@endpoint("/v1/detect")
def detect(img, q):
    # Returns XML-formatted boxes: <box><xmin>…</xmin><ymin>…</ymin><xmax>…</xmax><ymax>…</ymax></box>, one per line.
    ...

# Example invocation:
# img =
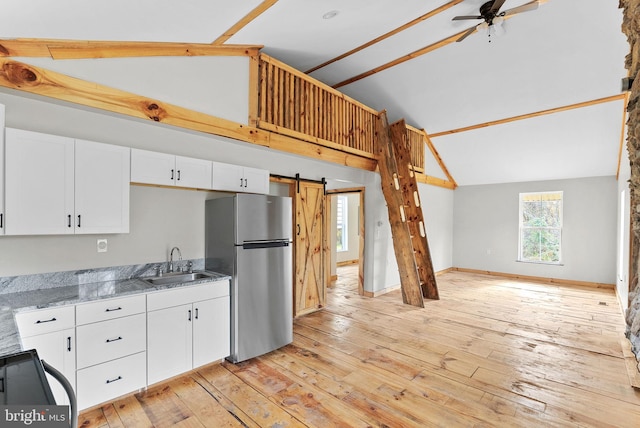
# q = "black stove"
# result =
<box><xmin>0</xmin><ymin>349</ymin><xmax>56</xmax><ymax>405</ymax></box>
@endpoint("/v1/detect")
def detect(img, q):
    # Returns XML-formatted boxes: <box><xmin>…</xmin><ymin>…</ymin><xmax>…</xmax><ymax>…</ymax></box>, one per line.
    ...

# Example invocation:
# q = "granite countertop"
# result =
<box><xmin>0</xmin><ymin>271</ymin><xmax>230</xmax><ymax>357</ymax></box>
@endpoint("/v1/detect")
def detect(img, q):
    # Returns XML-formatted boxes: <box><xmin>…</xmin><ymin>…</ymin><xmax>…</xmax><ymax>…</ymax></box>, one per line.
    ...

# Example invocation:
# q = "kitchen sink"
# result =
<box><xmin>142</xmin><ymin>271</ymin><xmax>216</xmax><ymax>286</ymax></box>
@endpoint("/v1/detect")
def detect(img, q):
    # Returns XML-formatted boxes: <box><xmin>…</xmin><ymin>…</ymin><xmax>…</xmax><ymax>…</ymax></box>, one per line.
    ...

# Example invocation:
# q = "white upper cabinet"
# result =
<box><xmin>131</xmin><ymin>149</ymin><xmax>212</xmax><ymax>189</ymax></box>
<box><xmin>75</xmin><ymin>139</ymin><xmax>130</xmax><ymax>234</ymax></box>
<box><xmin>4</xmin><ymin>128</ymin><xmax>130</xmax><ymax>235</ymax></box>
<box><xmin>175</xmin><ymin>155</ymin><xmax>212</xmax><ymax>189</ymax></box>
<box><xmin>212</xmin><ymin>161</ymin><xmax>269</xmax><ymax>194</ymax></box>
<box><xmin>5</xmin><ymin>128</ymin><xmax>75</xmax><ymax>235</ymax></box>
<box><xmin>211</xmin><ymin>161</ymin><xmax>244</xmax><ymax>192</ymax></box>
<box><xmin>242</xmin><ymin>166</ymin><xmax>270</xmax><ymax>194</ymax></box>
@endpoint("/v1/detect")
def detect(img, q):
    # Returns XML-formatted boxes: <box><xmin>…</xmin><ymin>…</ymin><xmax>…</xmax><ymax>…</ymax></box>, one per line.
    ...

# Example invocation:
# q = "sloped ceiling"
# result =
<box><xmin>0</xmin><ymin>0</ymin><xmax>629</xmax><ymax>186</ymax></box>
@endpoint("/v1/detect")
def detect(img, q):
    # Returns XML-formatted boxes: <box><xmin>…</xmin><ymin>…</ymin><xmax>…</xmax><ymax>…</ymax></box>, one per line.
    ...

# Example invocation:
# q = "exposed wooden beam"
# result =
<box><xmin>415</xmin><ymin>173</ymin><xmax>456</xmax><ymax>190</ymax></box>
<box><xmin>0</xmin><ymin>58</ymin><xmax>377</xmax><ymax>172</ymax></box>
<box><xmin>618</xmin><ymin>91</ymin><xmax>630</xmax><ymax>180</ymax></box>
<box><xmin>0</xmin><ymin>39</ymin><xmax>262</xmax><ymax>59</ymax></box>
<box><xmin>305</xmin><ymin>0</ymin><xmax>463</xmax><ymax>74</ymax></box>
<box><xmin>212</xmin><ymin>0</ymin><xmax>279</xmax><ymax>45</ymax></box>
<box><xmin>429</xmin><ymin>94</ymin><xmax>628</xmax><ymax>138</ymax></box>
<box><xmin>332</xmin><ymin>28</ymin><xmax>470</xmax><ymax>89</ymax></box>
<box><xmin>422</xmin><ymin>129</ymin><xmax>457</xmax><ymax>188</ymax></box>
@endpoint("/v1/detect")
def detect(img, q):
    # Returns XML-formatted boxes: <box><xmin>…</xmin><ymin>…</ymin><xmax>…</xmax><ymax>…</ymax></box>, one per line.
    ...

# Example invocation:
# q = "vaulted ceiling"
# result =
<box><xmin>0</xmin><ymin>0</ymin><xmax>629</xmax><ymax>185</ymax></box>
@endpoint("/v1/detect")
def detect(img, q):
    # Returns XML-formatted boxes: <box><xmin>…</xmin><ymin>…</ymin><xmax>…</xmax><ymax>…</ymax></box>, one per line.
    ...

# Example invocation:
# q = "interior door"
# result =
<box><xmin>294</xmin><ymin>181</ymin><xmax>326</xmax><ymax>316</ymax></box>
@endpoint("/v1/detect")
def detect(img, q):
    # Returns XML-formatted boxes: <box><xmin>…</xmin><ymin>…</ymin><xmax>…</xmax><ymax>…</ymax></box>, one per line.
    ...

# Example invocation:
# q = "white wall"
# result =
<box><xmin>453</xmin><ymin>176</ymin><xmax>618</xmax><ymax>285</ymax></box>
<box><xmin>617</xmin><ymin>145</ymin><xmax>631</xmax><ymax>311</ymax></box>
<box><xmin>420</xmin><ymin>184</ymin><xmax>454</xmax><ymax>272</ymax></box>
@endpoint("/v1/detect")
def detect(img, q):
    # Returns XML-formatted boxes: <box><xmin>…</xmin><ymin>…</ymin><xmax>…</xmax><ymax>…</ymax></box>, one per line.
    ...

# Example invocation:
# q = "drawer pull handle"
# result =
<box><xmin>105</xmin><ymin>307</ymin><xmax>122</xmax><ymax>312</ymax></box>
<box><xmin>188</xmin><ymin>309</ymin><xmax>192</xmax><ymax>322</ymax></box>
<box><xmin>106</xmin><ymin>376</ymin><xmax>122</xmax><ymax>384</ymax></box>
<box><xmin>195</xmin><ymin>308</ymin><xmax>199</xmax><ymax>320</ymax></box>
<box><xmin>35</xmin><ymin>317</ymin><xmax>57</xmax><ymax>324</ymax></box>
<box><xmin>67</xmin><ymin>336</ymin><xmax>72</xmax><ymax>352</ymax></box>
<box><xmin>106</xmin><ymin>336</ymin><xmax>123</xmax><ymax>343</ymax></box>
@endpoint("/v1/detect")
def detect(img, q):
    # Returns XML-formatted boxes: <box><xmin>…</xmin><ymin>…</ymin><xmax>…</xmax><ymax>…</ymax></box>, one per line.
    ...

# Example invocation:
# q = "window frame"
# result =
<box><xmin>517</xmin><ymin>191</ymin><xmax>563</xmax><ymax>265</ymax></box>
<box><xmin>336</xmin><ymin>195</ymin><xmax>348</xmax><ymax>253</ymax></box>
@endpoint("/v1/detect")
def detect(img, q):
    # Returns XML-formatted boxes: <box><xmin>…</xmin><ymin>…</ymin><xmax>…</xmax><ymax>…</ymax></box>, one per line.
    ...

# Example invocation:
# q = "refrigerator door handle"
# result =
<box><xmin>242</xmin><ymin>240</ymin><xmax>290</xmax><ymax>250</ymax></box>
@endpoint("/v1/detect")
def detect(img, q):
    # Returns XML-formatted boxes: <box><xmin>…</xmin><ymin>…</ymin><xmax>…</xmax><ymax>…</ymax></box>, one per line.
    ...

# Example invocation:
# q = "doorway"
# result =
<box><xmin>327</xmin><ymin>188</ymin><xmax>365</xmax><ymax>296</ymax></box>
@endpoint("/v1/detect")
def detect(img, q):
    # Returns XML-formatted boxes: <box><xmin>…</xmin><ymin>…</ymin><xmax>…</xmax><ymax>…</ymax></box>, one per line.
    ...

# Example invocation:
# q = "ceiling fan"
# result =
<box><xmin>452</xmin><ymin>0</ymin><xmax>540</xmax><ymax>42</ymax></box>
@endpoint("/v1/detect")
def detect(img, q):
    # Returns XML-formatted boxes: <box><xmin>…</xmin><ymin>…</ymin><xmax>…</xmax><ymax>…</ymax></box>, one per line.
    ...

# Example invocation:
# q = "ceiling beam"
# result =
<box><xmin>332</xmin><ymin>28</ymin><xmax>471</xmax><ymax>89</ymax></box>
<box><xmin>0</xmin><ymin>58</ymin><xmax>376</xmax><ymax>171</ymax></box>
<box><xmin>212</xmin><ymin>0</ymin><xmax>279</xmax><ymax>45</ymax></box>
<box><xmin>429</xmin><ymin>94</ymin><xmax>627</xmax><ymax>138</ymax></box>
<box><xmin>305</xmin><ymin>0</ymin><xmax>463</xmax><ymax>74</ymax></box>
<box><xmin>422</xmin><ymin>129</ymin><xmax>457</xmax><ymax>188</ymax></box>
<box><xmin>0</xmin><ymin>39</ymin><xmax>262</xmax><ymax>59</ymax></box>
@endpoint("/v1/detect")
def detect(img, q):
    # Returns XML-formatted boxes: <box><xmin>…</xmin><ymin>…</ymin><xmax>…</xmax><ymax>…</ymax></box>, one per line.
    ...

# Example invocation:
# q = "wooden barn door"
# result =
<box><xmin>294</xmin><ymin>181</ymin><xmax>326</xmax><ymax>317</ymax></box>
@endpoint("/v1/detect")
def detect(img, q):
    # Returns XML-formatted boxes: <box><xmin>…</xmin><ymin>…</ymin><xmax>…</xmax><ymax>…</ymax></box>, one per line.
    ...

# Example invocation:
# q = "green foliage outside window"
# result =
<box><xmin>519</xmin><ymin>193</ymin><xmax>562</xmax><ymax>263</ymax></box>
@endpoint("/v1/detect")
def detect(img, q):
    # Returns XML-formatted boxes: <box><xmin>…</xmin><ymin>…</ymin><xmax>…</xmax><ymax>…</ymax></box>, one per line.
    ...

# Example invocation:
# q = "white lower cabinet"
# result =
<box><xmin>15</xmin><ymin>280</ymin><xmax>229</xmax><ymax>410</ymax></box>
<box><xmin>75</xmin><ymin>295</ymin><xmax>147</xmax><ymax>410</ymax></box>
<box><xmin>16</xmin><ymin>305</ymin><xmax>76</xmax><ymax>406</ymax></box>
<box><xmin>76</xmin><ymin>352</ymin><xmax>146</xmax><ymax>410</ymax></box>
<box><xmin>21</xmin><ymin>328</ymin><xmax>76</xmax><ymax>406</ymax></box>
<box><xmin>147</xmin><ymin>280</ymin><xmax>230</xmax><ymax>386</ymax></box>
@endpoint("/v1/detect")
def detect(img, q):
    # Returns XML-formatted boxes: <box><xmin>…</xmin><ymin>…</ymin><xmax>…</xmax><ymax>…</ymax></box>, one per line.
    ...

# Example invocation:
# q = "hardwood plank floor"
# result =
<box><xmin>79</xmin><ymin>267</ymin><xmax>640</xmax><ymax>427</ymax></box>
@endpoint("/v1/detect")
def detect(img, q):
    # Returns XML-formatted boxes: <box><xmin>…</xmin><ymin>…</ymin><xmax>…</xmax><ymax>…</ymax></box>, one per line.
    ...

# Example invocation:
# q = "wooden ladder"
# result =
<box><xmin>376</xmin><ymin>112</ymin><xmax>439</xmax><ymax>307</ymax></box>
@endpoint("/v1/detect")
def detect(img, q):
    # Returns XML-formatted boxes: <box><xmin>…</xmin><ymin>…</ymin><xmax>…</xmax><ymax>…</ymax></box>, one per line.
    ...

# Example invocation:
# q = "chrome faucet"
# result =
<box><xmin>169</xmin><ymin>247</ymin><xmax>182</xmax><ymax>273</ymax></box>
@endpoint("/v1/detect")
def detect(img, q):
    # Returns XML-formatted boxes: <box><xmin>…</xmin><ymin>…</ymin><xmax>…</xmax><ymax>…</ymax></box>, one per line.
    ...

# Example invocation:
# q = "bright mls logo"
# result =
<box><xmin>1</xmin><ymin>406</ymin><xmax>68</xmax><ymax>427</ymax></box>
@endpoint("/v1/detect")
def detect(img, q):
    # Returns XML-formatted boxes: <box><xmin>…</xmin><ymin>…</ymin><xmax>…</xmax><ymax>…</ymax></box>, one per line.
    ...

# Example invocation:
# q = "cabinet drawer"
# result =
<box><xmin>76</xmin><ymin>294</ymin><xmax>146</xmax><ymax>325</ymax></box>
<box><xmin>147</xmin><ymin>280</ymin><xmax>229</xmax><ymax>311</ymax></box>
<box><xmin>76</xmin><ymin>351</ymin><xmax>146</xmax><ymax>410</ymax></box>
<box><xmin>76</xmin><ymin>313</ymin><xmax>146</xmax><ymax>369</ymax></box>
<box><xmin>15</xmin><ymin>305</ymin><xmax>75</xmax><ymax>337</ymax></box>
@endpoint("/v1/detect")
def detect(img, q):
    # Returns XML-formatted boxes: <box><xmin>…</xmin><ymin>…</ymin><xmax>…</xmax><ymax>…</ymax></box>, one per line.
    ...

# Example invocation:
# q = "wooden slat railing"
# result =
<box><xmin>252</xmin><ymin>54</ymin><xmax>379</xmax><ymax>159</ymax></box>
<box><xmin>405</xmin><ymin>124</ymin><xmax>426</xmax><ymax>173</ymax></box>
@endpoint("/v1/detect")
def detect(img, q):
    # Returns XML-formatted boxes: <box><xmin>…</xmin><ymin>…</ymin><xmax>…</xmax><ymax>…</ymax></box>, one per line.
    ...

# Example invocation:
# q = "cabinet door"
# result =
<box><xmin>75</xmin><ymin>140</ymin><xmax>130</xmax><ymax>234</ymax></box>
<box><xmin>147</xmin><ymin>304</ymin><xmax>192</xmax><ymax>386</ymax></box>
<box><xmin>0</xmin><ymin>104</ymin><xmax>5</xmax><ymax>235</ymax></box>
<box><xmin>21</xmin><ymin>329</ymin><xmax>76</xmax><ymax>406</ymax></box>
<box><xmin>242</xmin><ymin>166</ymin><xmax>270</xmax><ymax>194</ymax></box>
<box><xmin>130</xmin><ymin>148</ymin><xmax>175</xmax><ymax>186</ymax></box>
<box><xmin>175</xmin><ymin>156</ymin><xmax>212</xmax><ymax>189</ymax></box>
<box><xmin>5</xmin><ymin>128</ymin><xmax>75</xmax><ymax>235</ymax></box>
<box><xmin>193</xmin><ymin>296</ymin><xmax>230</xmax><ymax>368</ymax></box>
<box><xmin>211</xmin><ymin>161</ymin><xmax>244</xmax><ymax>192</ymax></box>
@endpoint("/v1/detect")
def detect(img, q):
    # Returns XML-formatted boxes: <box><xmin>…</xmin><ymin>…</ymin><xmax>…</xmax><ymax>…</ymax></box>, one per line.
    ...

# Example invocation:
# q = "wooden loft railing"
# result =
<box><xmin>251</xmin><ymin>54</ymin><xmax>379</xmax><ymax>160</ymax></box>
<box><xmin>405</xmin><ymin>124</ymin><xmax>426</xmax><ymax>173</ymax></box>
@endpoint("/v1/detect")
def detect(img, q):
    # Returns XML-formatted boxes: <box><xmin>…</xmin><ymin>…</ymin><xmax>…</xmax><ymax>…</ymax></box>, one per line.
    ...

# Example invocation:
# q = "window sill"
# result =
<box><xmin>516</xmin><ymin>260</ymin><xmax>564</xmax><ymax>266</ymax></box>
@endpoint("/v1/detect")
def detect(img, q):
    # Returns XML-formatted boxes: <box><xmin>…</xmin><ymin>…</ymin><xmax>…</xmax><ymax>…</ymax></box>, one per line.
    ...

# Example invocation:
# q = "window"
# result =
<box><xmin>518</xmin><ymin>191</ymin><xmax>562</xmax><ymax>264</ymax></box>
<box><xmin>336</xmin><ymin>195</ymin><xmax>348</xmax><ymax>252</ymax></box>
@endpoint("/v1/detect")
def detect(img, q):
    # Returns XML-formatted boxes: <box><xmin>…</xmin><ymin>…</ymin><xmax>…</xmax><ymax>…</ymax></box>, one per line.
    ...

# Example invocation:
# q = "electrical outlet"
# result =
<box><xmin>97</xmin><ymin>239</ymin><xmax>108</xmax><ymax>253</ymax></box>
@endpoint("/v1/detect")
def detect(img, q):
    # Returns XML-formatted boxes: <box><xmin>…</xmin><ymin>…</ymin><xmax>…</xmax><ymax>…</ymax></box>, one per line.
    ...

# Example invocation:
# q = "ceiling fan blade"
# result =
<box><xmin>456</xmin><ymin>25</ymin><xmax>478</xmax><ymax>42</ymax></box>
<box><xmin>452</xmin><ymin>15</ymin><xmax>483</xmax><ymax>21</ymax></box>
<box><xmin>489</xmin><ymin>0</ymin><xmax>507</xmax><ymax>14</ymax></box>
<box><xmin>502</xmin><ymin>1</ymin><xmax>539</xmax><ymax>16</ymax></box>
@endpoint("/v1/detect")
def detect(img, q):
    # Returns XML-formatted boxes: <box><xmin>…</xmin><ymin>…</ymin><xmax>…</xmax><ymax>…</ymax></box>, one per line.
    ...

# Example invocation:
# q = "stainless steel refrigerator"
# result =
<box><xmin>205</xmin><ymin>194</ymin><xmax>293</xmax><ymax>363</ymax></box>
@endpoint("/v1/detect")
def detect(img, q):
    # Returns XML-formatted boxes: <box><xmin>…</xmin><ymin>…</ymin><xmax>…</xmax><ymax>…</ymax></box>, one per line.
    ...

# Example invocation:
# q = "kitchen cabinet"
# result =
<box><xmin>146</xmin><ymin>280</ymin><xmax>229</xmax><ymax>385</ymax></box>
<box><xmin>5</xmin><ymin>128</ymin><xmax>75</xmax><ymax>235</ymax></box>
<box><xmin>75</xmin><ymin>294</ymin><xmax>147</xmax><ymax>410</ymax></box>
<box><xmin>74</xmin><ymin>139</ymin><xmax>130</xmax><ymax>234</ymax></box>
<box><xmin>4</xmin><ymin>128</ymin><xmax>130</xmax><ymax>235</ymax></box>
<box><xmin>212</xmin><ymin>161</ymin><xmax>269</xmax><ymax>194</ymax></box>
<box><xmin>16</xmin><ymin>305</ymin><xmax>76</xmax><ymax>406</ymax></box>
<box><xmin>130</xmin><ymin>148</ymin><xmax>212</xmax><ymax>189</ymax></box>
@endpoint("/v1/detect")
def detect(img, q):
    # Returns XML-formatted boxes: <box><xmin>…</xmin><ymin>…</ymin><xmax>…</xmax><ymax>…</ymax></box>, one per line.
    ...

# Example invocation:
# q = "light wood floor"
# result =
<box><xmin>80</xmin><ymin>267</ymin><xmax>640</xmax><ymax>427</ymax></box>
